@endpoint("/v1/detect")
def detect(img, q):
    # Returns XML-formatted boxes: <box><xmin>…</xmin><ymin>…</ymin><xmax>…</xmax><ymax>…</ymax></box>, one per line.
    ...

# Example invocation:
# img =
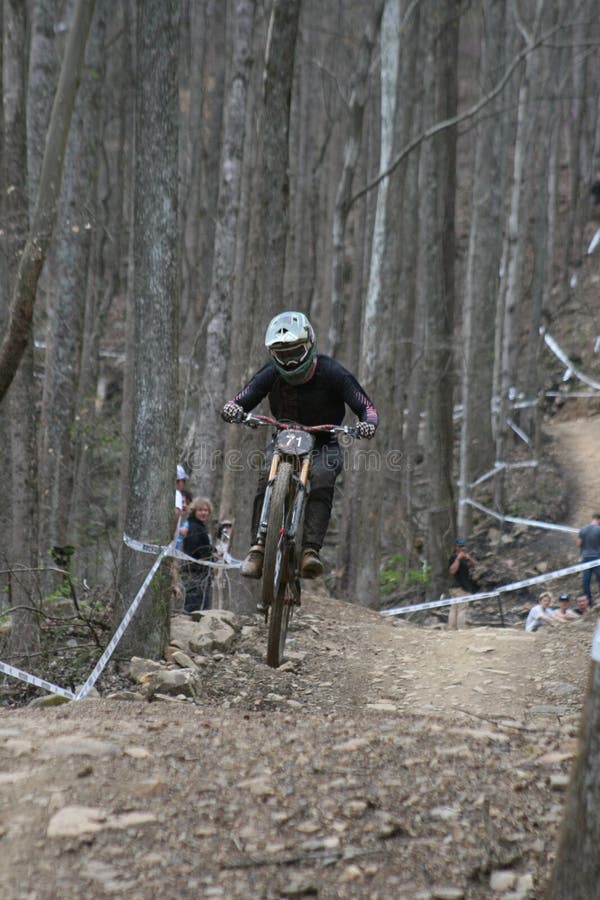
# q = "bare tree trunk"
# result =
<box><xmin>3</xmin><ymin>0</ymin><xmax>40</xmax><ymax>662</ymax></box>
<box><xmin>547</xmin><ymin>659</ymin><xmax>600</xmax><ymax>897</ymax></box>
<box><xmin>327</xmin><ymin>1</ymin><xmax>384</xmax><ymax>358</ymax></box>
<box><xmin>191</xmin><ymin>0</ymin><xmax>255</xmax><ymax>500</ymax></box>
<box><xmin>26</xmin><ymin>0</ymin><xmax>61</xmax><ymax>206</ymax></box>
<box><xmin>352</xmin><ymin>0</ymin><xmax>395</xmax><ymax>607</ymax></box>
<box><xmin>0</xmin><ymin>0</ymin><xmax>96</xmax><ymax>402</ymax></box>
<box><xmin>457</xmin><ymin>0</ymin><xmax>509</xmax><ymax>536</ymax></box>
<box><xmin>180</xmin><ymin>0</ymin><xmax>226</xmax><ymax>340</ymax></box>
<box><xmin>494</xmin><ymin>2</ymin><xmax>542</xmax><ymax>511</ymax></box>
<box><xmin>70</xmin><ymin>2</ymin><xmax>133</xmax><ymax>568</ymax></box>
<box><xmin>115</xmin><ymin>0</ymin><xmax>180</xmax><ymax>659</ymax></box>
<box><xmin>38</xmin><ymin>2</ymin><xmax>105</xmax><ymax>559</ymax></box>
<box><xmin>423</xmin><ymin>0</ymin><xmax>459</xmax><ymax>598</ymax></box>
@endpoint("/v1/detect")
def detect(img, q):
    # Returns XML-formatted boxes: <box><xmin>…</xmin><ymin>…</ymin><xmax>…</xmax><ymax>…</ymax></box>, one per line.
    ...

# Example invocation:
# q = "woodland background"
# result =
<box><xmin>0</xmin><ymin>0</ymin><xmax>599</xmax><ymax>664</ymax></box>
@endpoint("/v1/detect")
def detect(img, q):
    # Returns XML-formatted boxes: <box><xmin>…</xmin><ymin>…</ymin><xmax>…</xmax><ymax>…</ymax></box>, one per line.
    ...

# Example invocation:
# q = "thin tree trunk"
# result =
<box><xmin>457</xmin><ymin>0</ymin><xmax>509</xmax><ymax>536</ymax></box>
<box><xmin>327</xmin><ymin>1</ymin><xmax>384</xmax><ymax>358</ymax></box>
<box><xmin>3</xmin><ymin>0</ymin><xmax>40</xmax><ymax>662</ymax></box>
<box><xmin>39</xmin><ymin>2</ymin><xmax>105</xmax><ymax>558</ymax></box>
<box><xmin>191</xmin><ymin>0</ymin><xmax>255</xmax><ymax>500</ymax></box>
<box><xmin>419</xmin><ymin>1</ymin><xmax>459</xmax><ymax>598</ymax></box>
<box><xmin>115</xmin><ymin>0</ymin><xmax>180</xmax><ymax>659</ymax></box>
<box><xmin>547</xmin><ymin>659</ymin><xmax>600</xmax><ymax>897</ymax></box>
<box><xmin>0</xmin><ymin>0</ymin><xmax>96</xmax><ymax>402</ymax></box>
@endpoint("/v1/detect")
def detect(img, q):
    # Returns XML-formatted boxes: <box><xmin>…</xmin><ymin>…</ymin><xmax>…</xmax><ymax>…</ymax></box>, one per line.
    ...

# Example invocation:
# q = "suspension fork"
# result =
<box><xmin>288</xmin><ymin>456</ymin><xmax>311</xmax><ymax>542</ymax></box>
<box><xmin>256</xmin><ymin>451</ymin><xmax>282</xmax><ymax>543</ymax></box>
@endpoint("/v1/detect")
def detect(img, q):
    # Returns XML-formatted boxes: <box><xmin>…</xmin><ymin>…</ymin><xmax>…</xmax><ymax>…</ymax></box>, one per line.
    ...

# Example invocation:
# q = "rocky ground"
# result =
<box><xmin>1</xmin><ymin>415</ymin><xmax>599</xmax><ymax>900</ymax></box>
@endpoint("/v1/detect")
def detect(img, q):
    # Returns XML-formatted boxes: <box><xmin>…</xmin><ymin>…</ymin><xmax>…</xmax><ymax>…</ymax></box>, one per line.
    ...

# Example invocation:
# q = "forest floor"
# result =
<box><xmin>1</xmin><ymin>414</ymin><xmax>599</xmax><ymax>900</ymax></box>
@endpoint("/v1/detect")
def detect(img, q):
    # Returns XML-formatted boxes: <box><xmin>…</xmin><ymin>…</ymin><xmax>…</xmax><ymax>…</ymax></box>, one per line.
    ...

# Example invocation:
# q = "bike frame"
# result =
<box><xmin>244</xmin><ymin>414</ymin><xmax>356</xmax><ymax>553</ymax></box>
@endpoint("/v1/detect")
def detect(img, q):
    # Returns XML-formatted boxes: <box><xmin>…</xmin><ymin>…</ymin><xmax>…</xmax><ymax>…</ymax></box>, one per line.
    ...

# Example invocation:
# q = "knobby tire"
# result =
<box><xmin>263</xmin><ymin>462</ymin><xmax>293</xmax><ymax>667</ymax></box>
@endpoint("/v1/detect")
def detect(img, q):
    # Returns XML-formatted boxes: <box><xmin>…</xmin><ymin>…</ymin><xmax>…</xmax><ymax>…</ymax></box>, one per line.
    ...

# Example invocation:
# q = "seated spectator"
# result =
<box><xmin>574</xmin><ymin>594</ymin><xmax>590</xmax><ymax>616</ymax></box>
<box><xmin>554</xmin><ymin>593</ymin><xmax>578</xmax><ymax>623</ymax></box>
<box><xmin>525</xmin><ymin>591</ymin><xmax>559</xmax><ymax>632</ymax></box>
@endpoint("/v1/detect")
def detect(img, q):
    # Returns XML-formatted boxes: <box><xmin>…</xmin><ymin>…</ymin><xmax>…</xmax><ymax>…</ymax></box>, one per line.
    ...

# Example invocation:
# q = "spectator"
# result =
<box><xmin>447</xmin><ymin>537</ymin><xmax>477</xmax><ymax>630</ymax></box>
<box><xmin>578</xmin><ymin>512</ymin><xmax>600</xmax><ymax>607</ymax></box>
<box><xmin>182</xmin><ymin>497</ymin><xmax>214</xmax><ymax>613</ymax></box>
<box><xmin>574</xmin><ymin>594</ymin><xmax>590</xmax><ymax>616</ymax></box>
<box><xmin>554</xmin><ymin>593</ymin><xmax>578</xmax><ymax>623</ymax></box>
<box><xmin>172</xmin><ymin>488</ymin><xmax>193</xmax><ymax>609</ymax></box>
<box><xmin>525</xmin><ymin>591</ymin><xmax>559</xmax><ymax>632</ymax></box>
<box><xmin>175</xmin><ymin>464</ymin><xmax>190</xmax><ymax>522</ymax></box>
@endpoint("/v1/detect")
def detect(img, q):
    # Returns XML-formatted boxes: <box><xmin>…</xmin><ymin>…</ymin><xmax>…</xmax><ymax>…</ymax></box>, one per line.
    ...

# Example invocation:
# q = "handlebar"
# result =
<box><xmin>241</xmin><ymin>413</ymin><xmax>359</xmax><ymax>438</ymax></box>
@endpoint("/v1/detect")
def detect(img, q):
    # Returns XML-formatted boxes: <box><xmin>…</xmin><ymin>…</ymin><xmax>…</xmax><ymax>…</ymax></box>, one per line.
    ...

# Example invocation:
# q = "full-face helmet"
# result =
<box><xmin>265</xmin><ymin>311</ymin><xmax>316</xmax><ymax>384</ymax></box>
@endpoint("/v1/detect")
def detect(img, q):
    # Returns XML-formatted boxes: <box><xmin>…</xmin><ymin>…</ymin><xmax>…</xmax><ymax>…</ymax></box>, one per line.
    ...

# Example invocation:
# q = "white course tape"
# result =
<box><xmin>468</xmin><ymin>460</ymin><xmax>538</xmax><ymax>489</ymax></box>
<box><xmin>381</xmin><ymin>558</ymin><xmax>600</xmax><ymax>617</ymax></box>
<box><xmin>0</xmin><ymin>660</ymin><xmax>75</xmax><ymax>700</ymax></box>
<box><xmin>543</xmin><ymin>331</ymin><xmax>600</xmax><ymax>392</ymax></box>
<box><xmin>507</xmin><ymin>418</ymin><xmax>532</xmax><ymax>446</ymax></box>
<box><xmin>124</xmin><ymin>534</ymin><xmax>242</xmax><ymax>569</ymax></box>
<box><xmin>74</xmin><ymin>539</ymin><xmax>173</xmax><ymax>700</ymax></box>
<box><xmin>462</xmin><ymin>497</ymin><xmax>578</xmax><ymax>534</ymax></box>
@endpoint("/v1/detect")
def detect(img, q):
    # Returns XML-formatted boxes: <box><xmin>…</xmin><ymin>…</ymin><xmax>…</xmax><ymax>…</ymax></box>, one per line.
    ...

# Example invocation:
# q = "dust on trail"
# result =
<box><xmin>0</xmin><ymin>417</ymin><xmax>598</xmax><ymax>899</ymax></box>
<box><xmin>546</xmin><ymin>417</ymin><xmax>600</xmax><ymax>527</ymax></box>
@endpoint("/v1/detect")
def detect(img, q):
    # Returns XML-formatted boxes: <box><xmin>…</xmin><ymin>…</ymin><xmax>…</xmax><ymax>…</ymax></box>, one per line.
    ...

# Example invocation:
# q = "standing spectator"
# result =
<box><xmin>175</xmin><ymin>464</ymin><xmax>190</xmax><ymax>523</ymax></box>
<box><xmin>447</xmin><ymin>537</ymin><xmax>477</xmax><ymax>630</ymax></box>
<box><xmin>578</xmin><ymin>512</ymin><xmax>600</xmax><ymax>607</ymax></box>
<box><xmin>182</xmin><ymin>497</ymin><xmax>214</xmax><ymax>613</ymax></box>
<box><xmin>525</xmin><ymin>592</ymin><xmax>558</xmax><ymax>632</ymax></box>
<box><xmin>172</xmin><ymin>488</ymin><xmax>192</xmax><ymax>609</ymax></box>
<box><xmin>554</xmin><ymin>593</ymin><xmax>578</xmax><ymax>623</ymax></box>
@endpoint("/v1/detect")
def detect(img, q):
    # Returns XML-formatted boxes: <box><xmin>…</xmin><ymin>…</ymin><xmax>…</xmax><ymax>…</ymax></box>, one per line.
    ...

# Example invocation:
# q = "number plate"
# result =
<box><xmin>275</xmin><ymin>429</ymin><xmax>314</xmax><ymax>456</ymax></box>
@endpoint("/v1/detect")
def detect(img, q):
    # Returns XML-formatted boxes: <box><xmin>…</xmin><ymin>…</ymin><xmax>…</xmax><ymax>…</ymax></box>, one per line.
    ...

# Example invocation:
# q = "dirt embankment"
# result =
<box><xmin>1</xmin><ymin>417</ymin><xmax>599</xmax><ymax>899</ymax></box>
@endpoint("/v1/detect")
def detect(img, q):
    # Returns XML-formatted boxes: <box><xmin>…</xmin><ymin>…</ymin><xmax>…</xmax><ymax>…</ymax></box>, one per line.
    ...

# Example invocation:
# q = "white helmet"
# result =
<box><xmin>265</xmin><ymin>311</ymin><xmax>316</xmax><ymax>384</ymax></box>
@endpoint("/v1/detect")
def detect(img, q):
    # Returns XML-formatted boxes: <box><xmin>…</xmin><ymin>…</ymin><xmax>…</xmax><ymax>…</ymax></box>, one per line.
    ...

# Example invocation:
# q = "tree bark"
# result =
<box><xmin>192</xmin><ymin>0</ymin><xmax>256</xmax><ymax>500</ymax></box>
<box><xmin>457</xmin><ymin>0</ymin><xmax>509</xmax><ymax>536</ymax></box>
<box><xmin>115</xmin><ymin>0</ymin><xmax>180</xmax><ymax>659</ymax></box>
<box><xmin>0</xmin><ymin>0</ymin><xmax>96</xmax><ymax>403</ymax></box>
<box><xmin>39</xmin><ymin>2</ymin><xmax>106</xmax><ymax>558</ymax></box>
<box><xmin>547</xmin><ymin>659</ymin><xmax>600</xmax><ymax>897</ymax></box>
<box><xmin>327</xmin><ymin>1</ymin><xmax>384</xmax><ymax>358</ymax></box>
<box><xmin>3</xmin><ymin>0</ymin><xmax>40</xmax><ymax>662</ymax></box>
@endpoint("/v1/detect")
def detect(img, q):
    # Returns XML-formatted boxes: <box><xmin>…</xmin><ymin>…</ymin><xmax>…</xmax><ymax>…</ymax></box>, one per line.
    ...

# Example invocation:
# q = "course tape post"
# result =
<box><xmin>381</xmin><ymin>558</ymin><xmax>600</xmax><ymax>617</ymax></box>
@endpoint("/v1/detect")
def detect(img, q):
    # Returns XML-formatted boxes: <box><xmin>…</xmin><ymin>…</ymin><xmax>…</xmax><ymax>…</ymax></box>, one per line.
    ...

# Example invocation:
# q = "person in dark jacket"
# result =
<box><xmin>182</xmin><ymin>497</ymin><xmax>214</xmax><ymax>613</ymax></box>
<box><xmin>447</xmin><ymin>537</ymin><xmax>477</xmax><ymax>630</ymax></box>
<box><xmin>221</xmin><ymin>310</ymin><xmax>378</xmax><ymax>580</ymax></box>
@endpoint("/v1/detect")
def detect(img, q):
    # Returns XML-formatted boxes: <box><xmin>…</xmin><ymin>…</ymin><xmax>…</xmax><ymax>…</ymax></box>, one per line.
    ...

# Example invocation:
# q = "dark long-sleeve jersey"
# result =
<box><xmin>230</xmin><ymin>355</ymin><xmax>379</xmax><ymax>434</ymax></box>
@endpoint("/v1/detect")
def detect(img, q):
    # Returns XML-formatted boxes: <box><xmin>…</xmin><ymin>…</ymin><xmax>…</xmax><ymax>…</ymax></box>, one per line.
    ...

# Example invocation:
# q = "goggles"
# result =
<box><xmin>269</xmin><ymin>341</ymin><xmax>311</xmax><ymax>369</ymax></box>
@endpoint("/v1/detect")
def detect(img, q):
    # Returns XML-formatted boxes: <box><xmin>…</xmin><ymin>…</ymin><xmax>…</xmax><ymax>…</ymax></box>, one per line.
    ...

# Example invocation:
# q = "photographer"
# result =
<box><xmin>447</xmin><ymin>537</ymin><xmax>477</xmax><ymax>630</ymax></box>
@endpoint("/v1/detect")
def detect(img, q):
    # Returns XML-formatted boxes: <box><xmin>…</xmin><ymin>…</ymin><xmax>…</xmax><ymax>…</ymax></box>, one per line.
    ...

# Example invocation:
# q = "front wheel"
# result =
<box><xmin>263</xmin><ymin>462</ymin><xmax>293</xmax><ymax>667</ymax></box>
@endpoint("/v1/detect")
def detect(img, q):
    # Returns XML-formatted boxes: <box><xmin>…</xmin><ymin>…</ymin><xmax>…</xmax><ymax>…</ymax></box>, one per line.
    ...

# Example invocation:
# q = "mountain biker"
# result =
<box><xmin>221</xmin><ymin>310</ymin><xmax>379</xmax><ymax>580</ymax></box>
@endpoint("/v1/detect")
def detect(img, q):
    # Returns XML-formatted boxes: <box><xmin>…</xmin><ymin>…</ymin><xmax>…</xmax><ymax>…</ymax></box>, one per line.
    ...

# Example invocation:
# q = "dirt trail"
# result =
<box><xmin>546</xmin><ymin>417</ymin><xmax>600</xmax><ymax>526</ymax></box>
<box><xmin>0</xmin><ymin>418</ymin><xmax>599</xmax><ymax>899</ymax></box>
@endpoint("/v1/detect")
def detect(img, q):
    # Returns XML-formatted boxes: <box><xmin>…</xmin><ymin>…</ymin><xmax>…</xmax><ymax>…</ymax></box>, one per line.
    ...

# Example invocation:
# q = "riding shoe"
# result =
<box><xmin>300</xmin><ymin>548</ymin><xmax>323</xmax><ymax>579</ymax></box>
<box><xmin>240</xmin><ymin>544</ymin><xmax>264</xmax><ymax>579</ymax></box>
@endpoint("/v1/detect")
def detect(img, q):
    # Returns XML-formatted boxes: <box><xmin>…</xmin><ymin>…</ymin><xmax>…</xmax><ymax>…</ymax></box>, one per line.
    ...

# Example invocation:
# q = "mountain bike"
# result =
<box><xmin>240</xmin><ymin>414</ymin><xmax>357</xmax><ymax>668</ymax></box>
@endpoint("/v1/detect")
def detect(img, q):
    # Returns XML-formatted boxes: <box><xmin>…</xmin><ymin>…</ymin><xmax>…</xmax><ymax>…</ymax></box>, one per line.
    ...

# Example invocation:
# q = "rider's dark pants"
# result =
<box><xmin>251</xmin><ymin>442</ymin><xmax>343</xmax><ymax>550</ymax></box>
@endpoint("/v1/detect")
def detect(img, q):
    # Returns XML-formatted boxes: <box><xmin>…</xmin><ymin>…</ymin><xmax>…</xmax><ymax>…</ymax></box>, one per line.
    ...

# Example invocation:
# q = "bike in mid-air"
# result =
<box><xmin>236</xmin><ymin>414</ymin><xmax>357</xmax><ymax>668</ymax></box>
